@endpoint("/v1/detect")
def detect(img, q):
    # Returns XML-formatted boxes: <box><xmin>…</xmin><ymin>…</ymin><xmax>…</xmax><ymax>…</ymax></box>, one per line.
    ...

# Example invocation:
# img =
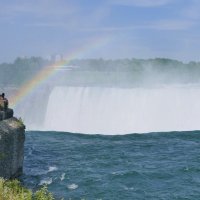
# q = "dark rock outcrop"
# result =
<box><xmin>0</xmin><ymin>117</ymin><xmax>25</xmax><ymax>179</ymax></box>
<box><xmin>0</xmin><ymin>108</ymin><xmax>13</xmax><ymax>121</ymax></box>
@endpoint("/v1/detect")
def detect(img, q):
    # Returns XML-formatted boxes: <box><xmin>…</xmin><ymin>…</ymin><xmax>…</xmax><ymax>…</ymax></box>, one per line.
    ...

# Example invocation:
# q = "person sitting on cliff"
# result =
<box><xmin>0</xmin><ymin>93</ymin><xmax>8</xmax><ymax>110</ymax></box>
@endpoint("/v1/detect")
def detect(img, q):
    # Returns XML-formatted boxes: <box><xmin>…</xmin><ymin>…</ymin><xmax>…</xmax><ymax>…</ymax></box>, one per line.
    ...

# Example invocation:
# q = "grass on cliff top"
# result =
<box><xmin>0</xmin><ymin>178</ymin><xmax>54</xmax><ymax>200</ymax></box>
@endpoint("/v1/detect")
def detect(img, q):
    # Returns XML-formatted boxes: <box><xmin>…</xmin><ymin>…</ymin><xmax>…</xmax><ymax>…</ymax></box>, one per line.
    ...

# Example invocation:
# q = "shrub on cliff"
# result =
<box><xmin>17</xmin><ymin>117</ymin><xmax>25</xmax><ymax>127</ymax></box>
<box><xmin>0</xmin><ymin>178</ymin><xmax>54</xmax><ymax>200</ymax></box>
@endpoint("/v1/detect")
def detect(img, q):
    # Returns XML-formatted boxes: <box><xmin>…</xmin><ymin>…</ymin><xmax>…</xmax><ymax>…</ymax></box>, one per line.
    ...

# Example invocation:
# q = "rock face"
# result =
<box><xmin>0</xmin><ymin>108</ymin><xmax>14</xmax><ymax>120</ymax></box>
<box><xmin>0</xmin><ymin>117</ymin><xmax>25</xmax><ymax>179</ymax></box>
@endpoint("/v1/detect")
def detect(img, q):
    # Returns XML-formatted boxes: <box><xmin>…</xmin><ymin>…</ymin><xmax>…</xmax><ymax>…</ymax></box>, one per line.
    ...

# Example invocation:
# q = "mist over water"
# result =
<box><xmin>9</xmin><ymin>58</ymin><xmax>200</xmax><ymax>134</ymax></box>
<box><xmin>42</xmin><ymin>85</ymin><xmax>200</xmax><ymax>134</ymax></box>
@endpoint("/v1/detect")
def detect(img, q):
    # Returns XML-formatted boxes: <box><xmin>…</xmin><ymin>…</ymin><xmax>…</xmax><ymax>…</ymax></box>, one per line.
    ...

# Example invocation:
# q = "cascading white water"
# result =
<box><xmin>44</xmin><ymin>86</ymin><xmax>200</xmax><ymax>134</ymax></box>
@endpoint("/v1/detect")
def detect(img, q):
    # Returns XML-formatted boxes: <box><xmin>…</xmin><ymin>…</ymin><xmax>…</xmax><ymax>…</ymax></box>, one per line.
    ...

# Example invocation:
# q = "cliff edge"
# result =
<box><xmin>0</xmin><ymin>116</ymin><xmax>25</xmax><ymax>179</ymax></box>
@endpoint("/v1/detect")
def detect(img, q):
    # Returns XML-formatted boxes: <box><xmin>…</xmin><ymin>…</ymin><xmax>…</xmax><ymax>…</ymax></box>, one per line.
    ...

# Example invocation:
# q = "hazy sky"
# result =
<box><xmin>0</xmin><ymin>0</ymin><xmax>200</xmax><ymax>62</ymax></box>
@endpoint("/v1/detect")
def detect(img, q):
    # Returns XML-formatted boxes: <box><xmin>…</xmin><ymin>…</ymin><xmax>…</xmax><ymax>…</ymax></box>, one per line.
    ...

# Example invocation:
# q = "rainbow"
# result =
<box><xmin>9</xmin><ymin>36</ymin><xmax>111</xmax><ymax>108</ymax></box>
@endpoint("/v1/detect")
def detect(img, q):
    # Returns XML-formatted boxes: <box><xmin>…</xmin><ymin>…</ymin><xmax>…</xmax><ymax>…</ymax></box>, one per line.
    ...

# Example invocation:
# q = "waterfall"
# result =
<box><xmin>43</xmin><ymin>86</ymin><xmax>200</xmax><ymax>134</ymax></box>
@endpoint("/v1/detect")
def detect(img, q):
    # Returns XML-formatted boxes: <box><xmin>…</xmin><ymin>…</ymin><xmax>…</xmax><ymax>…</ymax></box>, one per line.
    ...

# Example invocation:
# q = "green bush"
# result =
<box><xmin>17</xmin><ymin>117</ymin><xmax>25</xmax><ymax>127</ymax></box>
<box><xmin>34</xmin><ymin>186</ymin><xmax>54</xmax><ymax>200</ymax></box>
<box><xmin>0</xmin><ymin>178</ymin><xmax>54</xmax><ymax>200</ymax></box>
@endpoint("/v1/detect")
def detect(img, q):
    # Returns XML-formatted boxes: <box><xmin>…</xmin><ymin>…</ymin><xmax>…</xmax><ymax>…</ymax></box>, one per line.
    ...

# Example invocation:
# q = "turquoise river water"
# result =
<box><xmin>21</xmin><ymin>131</ymin><xmax>200</xmax><ymax>200</ymax></box>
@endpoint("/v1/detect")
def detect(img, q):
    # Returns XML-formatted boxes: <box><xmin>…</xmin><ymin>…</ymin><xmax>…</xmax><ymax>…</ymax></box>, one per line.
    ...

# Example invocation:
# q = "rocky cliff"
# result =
<box><xmin>0</xmin><ymin>116</ymin><xmax>25</xmax><ymax>179</ymax></box>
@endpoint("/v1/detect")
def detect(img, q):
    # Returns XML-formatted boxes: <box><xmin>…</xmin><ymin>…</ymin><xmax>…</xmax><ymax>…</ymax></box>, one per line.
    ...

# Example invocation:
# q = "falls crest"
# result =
<box><xmin>44</xmin><ymin>86</ymin><xmax>200</xmax><ymax>134</ymax></box>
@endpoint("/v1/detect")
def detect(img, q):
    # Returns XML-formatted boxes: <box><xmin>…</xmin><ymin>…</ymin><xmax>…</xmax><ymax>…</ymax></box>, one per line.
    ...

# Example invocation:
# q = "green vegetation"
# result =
<box><xmin>66</xmin><ymin>58</ymin><xmax>200</xmax><ymax>86</ymax></box>
<box><xmin>0</xmin><ymin>57</ymin><xmax>50</xmax><ymax>87</ymax></box>
<box><xmin>0</xmin><ymin>178</ymin><xmax>54</xmax><ymax>200</ymax></box>
<box><xmin>1</xmin><ymin>57</ymin><xmax>200</xmax><ymax>87</ymax></box>
<box><xmin>17</xmin><ymin>117</ymin><xmax>25</xmax><ymax>127</ymax></box>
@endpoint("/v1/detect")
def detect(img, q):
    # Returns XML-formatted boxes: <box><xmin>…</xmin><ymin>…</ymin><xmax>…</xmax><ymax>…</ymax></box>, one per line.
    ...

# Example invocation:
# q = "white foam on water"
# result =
<box><xmin>67</xmin><ymin>183</ymin><xmax>78</xmax><ymax>190</ymax></box>
<box><xmin>39</xmin><ymin>177</ymin><xmax>53</xmax><ymax>185</ymax></box>
<box><xmin>48</xmin><ymin>166</ymin><xmax>58</xmax><ymax>172</ymax></box>
<box><xmin>124</xmin><ymin>186</ymin><xmax>135</xmax><ymax>191</ymax></box>
<box><xmin>60</xmin><ymin>173</ymin><xmax>65</xmax><ymax>181</ymax></box>
<box><xmin>44</xmin><ymin>86</ymin><xmax>200</xmax><ymax>134</ymax></box>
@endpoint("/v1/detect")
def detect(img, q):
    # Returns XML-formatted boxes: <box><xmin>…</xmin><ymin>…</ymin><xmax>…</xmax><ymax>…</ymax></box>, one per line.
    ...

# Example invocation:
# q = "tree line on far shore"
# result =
<box><xmin>1</xmin><ymin>57</ymin><xmax>200</xmax><ymax>87</ymax></box>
